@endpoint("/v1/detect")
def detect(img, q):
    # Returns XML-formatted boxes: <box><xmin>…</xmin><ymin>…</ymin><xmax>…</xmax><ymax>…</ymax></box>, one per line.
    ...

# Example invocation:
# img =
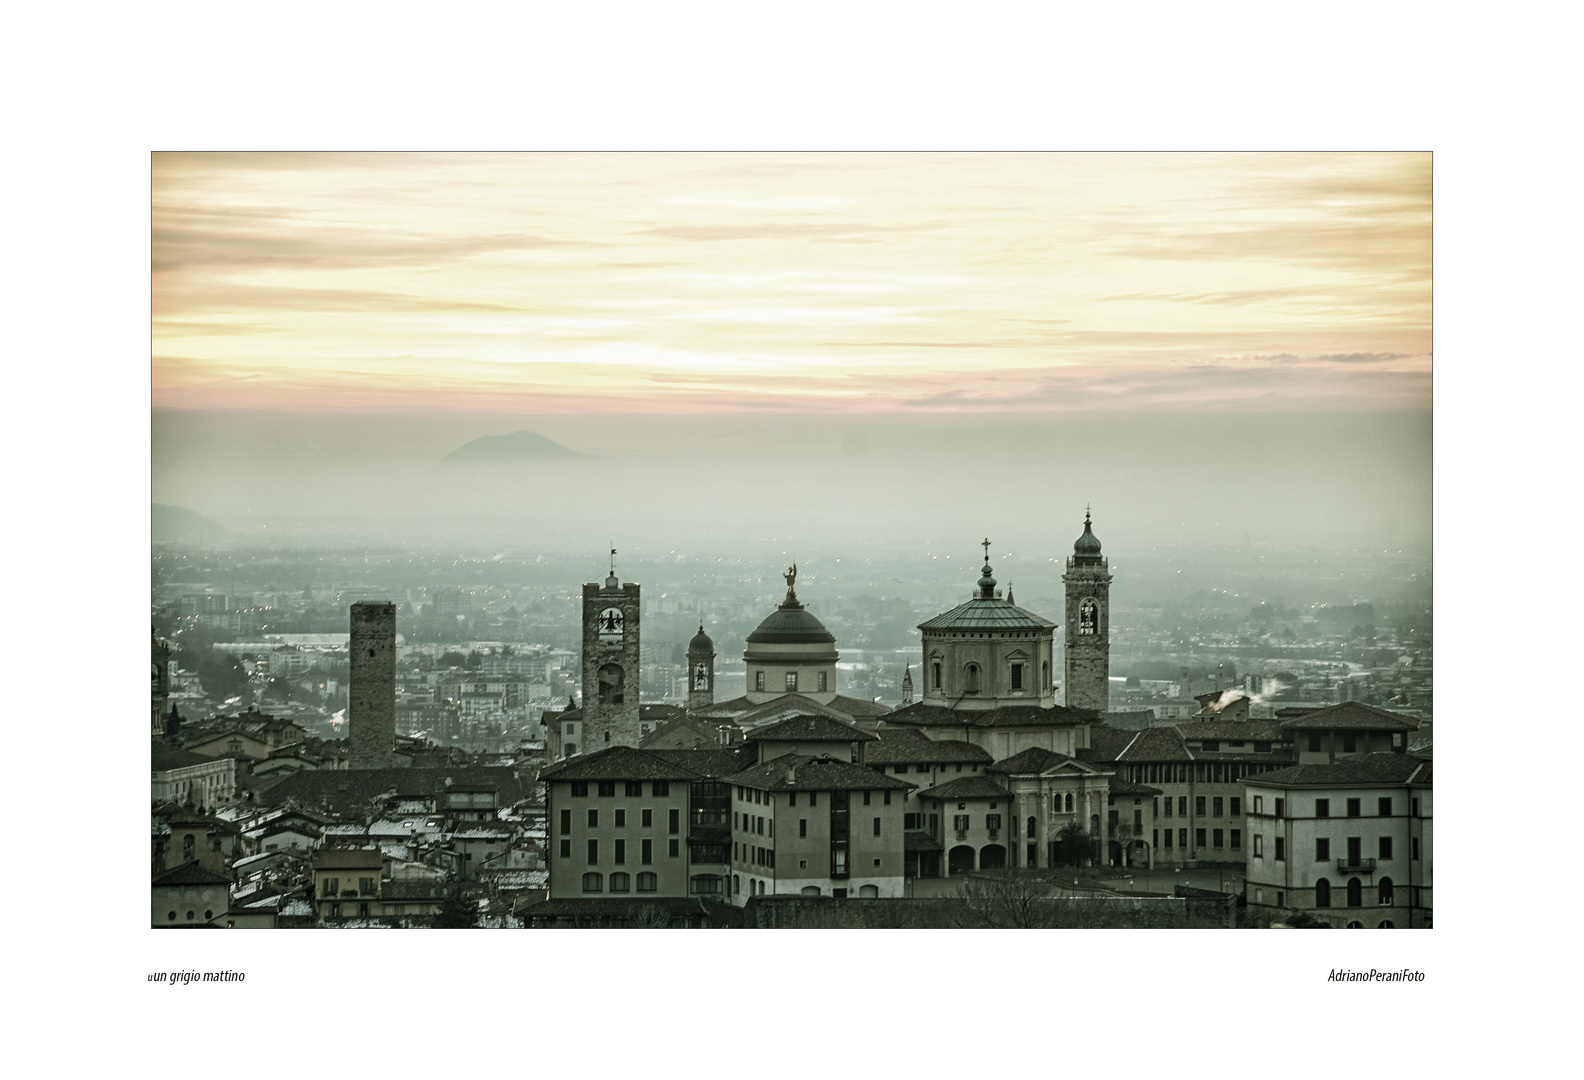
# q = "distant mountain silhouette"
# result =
<box><xmin>153</xmin><ymin>504</ymin><xmax>227</xmax><ymax>543</ymax></box>
<box><xmin>439</xmin><ymin>430</ymin><xmax>584</xmax><ymax>466</ymax></box>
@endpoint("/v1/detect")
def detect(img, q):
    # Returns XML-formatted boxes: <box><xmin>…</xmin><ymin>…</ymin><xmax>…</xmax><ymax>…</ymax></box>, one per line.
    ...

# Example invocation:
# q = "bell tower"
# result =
<box><xmin>1062</xmin><ymin>509</ymin><xmax>1112</xmax><ymax>713</ymax></box>
<box><xmin>580</xmin><ymin>549</ymin><xmax>641</xmax><ymax>750</ymax></box>
<box><xmin>686</xmin><ymin>623</ymin><xmax>716</xmax><ymax>711</ymax></box>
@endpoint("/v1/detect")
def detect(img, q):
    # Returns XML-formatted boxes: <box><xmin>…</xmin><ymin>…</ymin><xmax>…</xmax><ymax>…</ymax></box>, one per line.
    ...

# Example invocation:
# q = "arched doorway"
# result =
<box><xmin>948</xmin><ymin>845</ymin><xmax>976</xmax><ymax>874</ymax></box>
<box><xmin>1346</xmin><ymin>877</ymin><xmax>1363</xmax><ymax>907</ymax></box>
<box><xmin>979</xmin><ymin>844</ymin><xmax>1006</xmax><ymax>870</ymax></box>
<box><xmin>1107</xmin><ymin>840</ymin><xmax>1123</xmax><ymax>866</ymax></box>
<box><xmin>1315</xmin><ymin>878</ymin><xmax>1331</xmax><ymax>908</ymax></box>
<box><xmin>1128</xmin><ymin>839</ymin><xmax>1151</xmax><ymax>868</ymax></box>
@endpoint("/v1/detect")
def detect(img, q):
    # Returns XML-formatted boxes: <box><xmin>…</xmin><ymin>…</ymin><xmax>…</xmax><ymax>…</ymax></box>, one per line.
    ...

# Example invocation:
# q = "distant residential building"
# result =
<box><xmin>153</xmin><ymin>861</ymin><xmax>232</xmax><ymax>927</ymax></box>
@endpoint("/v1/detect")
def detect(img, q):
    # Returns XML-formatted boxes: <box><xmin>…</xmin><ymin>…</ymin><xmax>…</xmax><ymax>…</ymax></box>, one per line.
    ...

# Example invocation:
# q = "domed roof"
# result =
<box><xmin>1073</xmin><ymin>510</ymin><xmax>1102</xmax><ymax>557</ymax></box>
<box><xmin>688</xmin><ymin>624</ymin><xmax>715</xmax><ymax>651</ymax></box>
<box><xmin>746</xmin><ymin>600</ymin><xmax>837</xmax><ymax>646</ymax></box>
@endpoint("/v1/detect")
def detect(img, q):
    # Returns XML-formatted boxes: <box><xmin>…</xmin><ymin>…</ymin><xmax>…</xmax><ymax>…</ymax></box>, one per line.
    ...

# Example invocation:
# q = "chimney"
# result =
<box><xmin>785</xmin><ymin>764</ymin><xmax>796</xmax><ymax>785</ymax></box>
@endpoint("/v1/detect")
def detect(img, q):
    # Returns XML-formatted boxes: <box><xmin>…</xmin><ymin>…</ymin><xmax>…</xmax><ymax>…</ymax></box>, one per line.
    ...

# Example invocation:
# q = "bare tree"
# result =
<box><xmin>952</xmin><ymin>873</ymin><xmax>1057</xmax><ymax>929</ymax></box>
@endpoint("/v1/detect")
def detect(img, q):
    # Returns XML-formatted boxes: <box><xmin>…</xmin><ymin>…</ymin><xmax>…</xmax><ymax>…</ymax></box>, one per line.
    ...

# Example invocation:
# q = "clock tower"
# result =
<box><xmin>1062</xmin><ymin>509</ymin><xmax>1113</xmax><ymax>713</ymax></box>
<box><xmin>580</xmin><ymin>553</ymin><xmax>641</xmax><ymax>751</ymax></box>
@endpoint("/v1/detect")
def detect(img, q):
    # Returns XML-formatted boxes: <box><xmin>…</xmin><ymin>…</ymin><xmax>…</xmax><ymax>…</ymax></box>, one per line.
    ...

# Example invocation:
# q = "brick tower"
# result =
<box><xmin>580</xmin><ymin>555</ymin><xmax>641</xmax><ymax>750</ymax></box>
<box><xmin>349</xmin><ymin>601</ymin><xmax>397</xmax><ymax>765</ymax></box>
<box><xmin>1062</xmin><ymin>509</ymin><xmax>1112</xmax><ymax>713</ymax></box>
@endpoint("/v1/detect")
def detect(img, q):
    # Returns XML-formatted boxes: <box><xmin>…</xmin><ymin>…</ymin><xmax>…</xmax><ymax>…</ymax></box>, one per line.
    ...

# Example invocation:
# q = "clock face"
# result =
<box><xmin>597</xmin><ymin>607</ymin><xmax>624</xmax><ymax>638</ymax></box>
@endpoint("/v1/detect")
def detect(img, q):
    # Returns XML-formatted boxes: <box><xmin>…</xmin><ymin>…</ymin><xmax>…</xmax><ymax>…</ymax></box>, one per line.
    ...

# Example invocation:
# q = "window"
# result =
<box><xmin>1195</xmin><ymin>828</ymin><xmax>1206</xmax><ymax>848</ymax></box>
<box><xmin>321</xmin><ymin>877</ymin><xmax>340</xmax><ymax>897</ymax></box>
<box><xmin>1213</xmin><ymin>797</ymin><xmax>1223</xmax><ymax>817</ymax></box>
<box><xmin>1307</xmin><ymin>733</ymin><xmax>1321</xmax><ymax>752</ymax></box>
<box><xmin>953</xmin><ymin>815</ymin><xmax>970</xmax><ymax>831</ymax></box>
<box><xmin>1253</xmin><ymin>795</ymin><xmax>1264</xmax><ymax>814</ymax></box>
<box><xmin>653</xmin><ymin>781</ymin><xmax>669</xmax><ymax>797</ymax></box>
<box><xmin>1164</xmin><ymin>830</ymin><xmax>1173</xmax><ymax>849</ymax></box>
<box><xmin>809</xmin><ymin>792</ymin><xmax>817</xmax><ymax>806</ymax></box>
<box><xmin>669</xmin><ymin>839</ymin><xmax>679</xmax><ymax>858</ymax></box>
<box><xmin>1163</xmin><ymin>798</ymin><xmax>1173</xmax><ymax>818</ymax></box>
<box><xmin>1213</xmin><ymin>829</ymin><xmax>1223</xmax><ymax>849</ymax></box>
<box><xmin>873</xmin><ymin>817</ymin><xmax>882</xmax><ymax>836</ymax></box>
<box><xmin>1230</xmin><ymin>829</ymin><xmax>1241</xmax><ymax>850</ymax></box>
<box><xmin>641</xmin><ymin>808</ymin><xmax>652</xmax><ymax>828</ymax></box>
<box><xmin>1378</xmin><ymin>798</ymin><xmax>1393</xmax><ymax>816</ymax></box>
<box><xmin>1230</xmin><ymin>797</ymin><xmax>1241</xmax><ymax>816</ymax></box>
<box><xmin>624</xmin><ymin>781</ymin><xmax>641</xmax><ymax>797</ymax></box>
<box><xmin>636</xmin><ymin>872</ymin><xmax>657</xmax><ymax>893</ymax></box>
<box><xmin>789</xmin><ymin>792</ymin><xmax>797</xmax><ymax>806</ymax></box>
<box><xmin>614</xmin><ymin>809</ymin><xmax>626</xmax><ymax>828</ymax></box>
<box><xmin>597</xmin><ymin>781</ymin><xmax>615</xmax><ymax>797</ymax></box>
<box><xmin>1274</xmin><ymin>837</ymin><xmax>1285</xmax><ymax>861</ymax></box>
<box><xmin>669</xmin><ymin>809</ymin><xmax>680</xmax><ymax>834</ymax></box>
<box><xmin>559</xmin><ymin>809</ymin><xmax>571</xmax><ymax>834</ymax></box>
<box><xmin>1412</xmin><ymin>798</ymin><xmax>1420</xmax><ymax>816</ymax></box>
<box><xmin>818</xmin><ymin>672</ymin><xmax>828</xmax><ymax>692</ymax></box>
<box><xmin>1178</xmin><ymin>829</ymin><xmax>1188</xmax><ymax>849</ymax></box>
<box><xmin>884</xmin><ymin>790</ymin><xmax>892</xmax><ymax>805</ymax></box>
<box><xmin>755</xmin><ymin>671</ymin><xmax>766</xmax><ymax>692</ymax></box>
<box><xmin>1011</xmin><ymin>663</ymin><xmax>1023</xmax><ymax>690</ymax></box>
<box><xmin>571</xmin><ymin>782</ymin><xmax>588</xmax><ymax>797</ymax></box>
<box><xmin>1379</xmin><ymin>836</ymin><xmax>1393</xmax><ymax>860</ymax></box>
<box><xmin>1254</xmin><ymin>741</ymin><xmax>1272</xmax><ymax>753</ymax></box>
<box><xmin>1316</xmin><ymin>798</ymin><xmax>1330</xmax><ymax>818</ymax></box>
<box><xmin>1315</xmin><ymin>878</ymin><xmax>1331</xmax><ymax>907</ymax></box>
<box><xmin>587</xmin><ymin>808</ymin><xmax>598</xmax><ymax>828</ymax></box>
<box><xmin>1153</xmin><ymin>829</ymin><xmax>1159</xmax><ymax>848</ymax></box>
<box><xmin>1412</xmin><ymin>838</ymin><xmax>1420</xmax><ymax>860</ymax></box>
<box><xmin>609</xmin><ymin>872</ymin><xmax>630</xmax><ymax>893</ymax></box>
<box><xmin>614</xmin><ymin>839</ymin><xmax>626</xmax><ymax>864</ymax></box>
<box><xmin>582</xmin><ymin>872</ymin><xmax>603</xmax><ymax>893</ymax></box>
<box><xmin>1029</xmin><ymin>815</ymin><xmax>1039</xmax><ymax>838</ymax></box>
<box><xmin>1379</xmin><ymin>878</ymin><xmax>1394</xmax><ymax>905</ymax></box>
<box><xmin>1316</xmin><ymin>838</ymin><xmax>1330</xmax><ymax>861</ymax></box>
<box><xmin>965</xmin><ymin>664</ymin><xmax>980</xmax><ymax>693</ymax></box>
<box><xmin>559</xmin><ymin>839</ymin><xmax>571</xmax><ymax>858</ymax></box>
<box><xmin>1346</xmin><ymin>798</ymin><xmax>1361</xmax><ymax>817</ymax></box>
<box><xmin>1202</xmin><ymin>740</ymin><xmax>1219</xmax><ymax>752</ymax></box>
<box><xmin>1343</xmin><ymin>733</ymin><xmax>1357</xmax><ymax>753</ymax></box>
<box><xmin>756</xmin><ymin>816</ymin><xmax>764</xmax><ymax>835</ymax></box>
<box><xmin>905</xmin><ymin>813</ymin><xmax>921</xmax><ymax>830</ymax></box>
<box><xmin>641</xmin><ymin>838</ymin><xmax>652</xmax><ymax>864</ymax></box>
<box><xmin>1178</xmin><ymin>797</ymin><xmax>1188</xmax><ymax>817</ymax></box>
<box><xmin>587</xmin><ymin>839</ymin><xmax>598</xmax><ymax>864</ymax></box>
<box><xmin>786</xmin><ymin>671</ymin><xmax>798</xmax><ymax>692</ymax></box>
<box><xmin>799</xmin><ymin>819</ymin><xmax>807</xmax><ymax>838</ymax></box>
<box><xmin>689</xmin><ymin>875</ymin><xmax>723</xmax><ymax>895</ymax></box>
<box><xmin>1274</xmin><ymin>798</ymin><xmax>1285</xmax><ymax>818</ymax></box>
<box><xmin>1195</xmin><ymin>796</ymin><xmax>1206</xmax><ymax>817</ymax></box>
<box><xmin>932</xmin><ymin>662</ymin><xmax>941</xmax><ymax>689</ymax></box>
<box><xmin>986</xmin><ymin>814</ymin><xmax>1003</xmax><ymax>832</ymax></box>
<box><xmin>1346</xmin><ymin>877</ymin><xmax>1363</xmax><ymax>907</ymax></box>
<box><xmin>863</xmin><ymin>790</ymin><xmax>871</xmax><ymax>805</ymax></box>
<box><xmin>359</xmin><ymin>877</ymin><xmax>377</xmax><ymax>897</ymax></box>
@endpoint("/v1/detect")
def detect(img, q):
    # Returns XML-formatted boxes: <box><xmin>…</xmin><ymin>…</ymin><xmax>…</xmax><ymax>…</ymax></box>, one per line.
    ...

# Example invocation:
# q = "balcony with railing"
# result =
<box><xmin>1337</xmin><ymin>857</ymin><xmax>1377</xmax><ymax>874</ymax></box>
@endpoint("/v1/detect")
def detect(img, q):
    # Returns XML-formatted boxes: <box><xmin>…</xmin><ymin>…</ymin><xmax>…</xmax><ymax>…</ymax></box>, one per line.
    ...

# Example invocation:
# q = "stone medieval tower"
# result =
<box><xmin>580</xmin><ymin>560</ymin><xmax>641</xmax><ymax>750</ymax></box>
<box><xmin>1062</xmin><ymin>510</ymin><xmax>1112</xmax><ymax>713</ymax></box>
<box><xmin>687</xmin><ymin>623</ymin><xmax>716</xmax><ymax>711</ymax></box>
<box><xmin>349</xmin><ymin>601</ymin><xmax>397</xmax><ymax>765</ymax></box>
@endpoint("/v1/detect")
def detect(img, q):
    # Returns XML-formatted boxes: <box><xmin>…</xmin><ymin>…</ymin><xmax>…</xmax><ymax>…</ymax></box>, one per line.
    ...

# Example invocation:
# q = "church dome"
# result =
<box><xmin>688</xmin><ymin>625</ymin><xmax>715</xmax><ymax>652</ymax></box>
<box><xmin>746</xmin><ymin>602</ymin><xmax>837</xmax><ymax>646</ymax></box>
<box><xmin>1073</xmin><ymin>511</ymin><xmax>1102</xmax><ymax>557</ymax></box>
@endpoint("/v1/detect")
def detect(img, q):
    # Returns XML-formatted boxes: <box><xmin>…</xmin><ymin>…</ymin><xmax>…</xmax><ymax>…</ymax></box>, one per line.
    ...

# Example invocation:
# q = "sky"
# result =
<box><xmin>151</xmin><ymin>153</ymin><xmax>1431</xmax><ymax>552</ymax></box>
<box><xmin>153</xmin><ymin>152</ymin><xmax>1430</xmax><ymax>419</ymax></box>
